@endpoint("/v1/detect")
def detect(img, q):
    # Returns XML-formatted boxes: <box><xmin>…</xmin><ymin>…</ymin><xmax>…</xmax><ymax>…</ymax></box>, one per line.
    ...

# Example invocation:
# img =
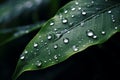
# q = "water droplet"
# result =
<box><xmin>49</xmin><ymin>59</ymin><xmax>52</xmax><ymax>61</ymax></box>
<box><xmin>108</xmin><ymin>10</ymin><xmax>112</xmax><ymax>14</ymax></box>
<box><xmin>54</xmin><ymin>55</ymin><xmax>58</xmax><ymax>59</ymax></box>
<box><xmin>71</xmin><ymin>15</ymin><xmax>75</xmax><ymax>18</ymax></box>
<box><xmin>24</xmin><ymin>50</ymin><xmax>28</xmax><ymax>54</ymax></box>
<box><xmin>80</xmin><ymin>22</ymin><xmax>84</xmax><ymax>26</ymax></box>
<box><xmin>36</xmin><ymin>61</ymin><xmax>42</xmax><ymax>67</ymax></box>
<box><xmin>64</xmin><ymin>10</ymin><xmax>68</xmax><ymax>14</ymax></box>
<box><xmin>101</xmin><ymin>31</ymin><xmax>106</xmax><ymax>35</ymax></box>
<box><xmin>47</xmin><ymin>35</ymin><xmax>52</xmax><ymax>40</ymax></box>
<box><xmin>63</xmin><ymin>38</ymin><xmax>69</xmax><ymax>44</ymax></box>
<box><xmin>54</xmin><ymin>44</ymin><xmax>58</xmax><ymax>49</ymax></box>
<box><xmin>112</xmin><ymin>19</ymin><xmax>115</xmax><ymax>22</ymax></box>
<box><xmin>91</xmin><ymin>1</ymin><xmax>94</xmax><ymax>4</ymax></box>
<box><xmin>62</xmin><ymin>18</ymin><xmax>68</xmax><ymax>24</ymax></box>
<box><xmin>93</xmin><ymin>35</ymin><xmax>97</xmax><ymax>39</ymax></box>
<box><xmin>75</xmin><ymin>1</ymin><xmax>79</xmax><ymax>5</ymax></box>
<box><xmin>78</xmin><ymin>7</ymin><xmax>81</xmax><ymax>10</ymax></box>
<box><xmin>20</xmin><ymin>55</ymin><xmax>25</xmax><ymax>60</ymax></box>
<box><xmin>115</xmin><ymin>27</ymin><xmax>118</xmax><ymax>30</ymax></box>
<box><xmin>71</xmin><ymin>7</ymin><xmax>76</xmax><ymax>11</ymax></box>
<box><xmin>82</xmin><ymin>11</ymin><xmax>87</xmax><ymax>15</ymax></box>
<box><xmin>50</xmin><ymin>22</ymin><xmax>54</xmax><ymax>26</ymax></box>
<box><xmin>72</xmin><ymin>45</ymin><xmax>78</xmax><ymax>52</ymax></box>
<box><xmin>34</xmin><ymin>43</ymin><xmax>38</xmax><ymax>48</ymax></box>
<box><xmin>87</xmin><ymin>30</ymin><xmax>94</xmax><ymax>37</ymax></box>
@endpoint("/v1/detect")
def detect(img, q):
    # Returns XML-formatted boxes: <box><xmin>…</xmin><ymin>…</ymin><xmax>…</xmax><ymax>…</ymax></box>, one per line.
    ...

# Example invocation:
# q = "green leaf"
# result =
<box><xmin>13</xmin><ymin>0</ymin><xmax>120</xmax><ymax>79</ymax></box>
<box><xmin>0</xmin><ymin>23</ymin><xmax>43</xmax><ymax>46</ymax></box>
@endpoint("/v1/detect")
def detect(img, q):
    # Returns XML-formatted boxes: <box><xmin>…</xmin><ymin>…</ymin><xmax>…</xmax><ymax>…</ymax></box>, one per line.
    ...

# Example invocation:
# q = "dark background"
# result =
<box><xmin>0</xmin><ymin>0</ymin><xmax>120</xmax><ymax>80</ymax></box>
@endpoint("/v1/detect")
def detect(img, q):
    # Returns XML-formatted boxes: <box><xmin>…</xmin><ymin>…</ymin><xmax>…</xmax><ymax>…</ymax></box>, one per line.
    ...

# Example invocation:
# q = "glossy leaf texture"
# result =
<box><xmin>0</xmin><ymin>0</ymin><xmax>49</xmax><ymax>28</ymax></box>
<box><xmin>13</xmin><ymin>0</ymin><xmax>120</xmax><ymax>79</ymax></box>
<box><xmin>0</xmin><ymin>23</ymin><xmax>43</xmax><ymax>46</ymax></box>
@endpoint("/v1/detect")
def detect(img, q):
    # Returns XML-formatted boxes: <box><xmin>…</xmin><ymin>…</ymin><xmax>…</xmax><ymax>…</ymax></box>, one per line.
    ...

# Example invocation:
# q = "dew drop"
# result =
<box><xmin>80</xmin><ymin>22</ymin><xmax>84</xmax><ymax>26</ymax></box>
<box><xmin>93</xmin><ymin>35</ymin><xmax>97</xmax><ymax>39</ymax></box>
<box><xmin>54</xmin><ymin>55</ymin><xmax>58</xmax><ymax>59</ymax></box>
<box><xmin>71</xmin><ymin>7</ymin><xmax>76</xmax><ymax>11</ymax></box>
<box><xmin>78</xmin><ymin>7</ymin><xmax>81</xmax><ymax>10</ymax></box>
<box><xmin>34</xmin><ymin>43</ymin><xmax>38</xmax><ymax>48</ymax></box>
<box><xmin>115</xmin><ymin>27</ymin><xmax>118</xmax><ymax>30</ymax></box>
<box><xmin>24</xmin><ymin>50</ymin><xmax>28</xmax><ymax>54</ymax></box>
<box><xmin>62</xmin><ymin>18</ymin><xmax>68</xmax><ymax>24</ymax></box>
<box><xmin>47</xmin><ymin>35</ymin><xmax>52</xmax><ymax>40</ymax></box>
<box><xmin>72</xmin><ymin>45</ymin><xmax>78</xmax><ymax>52</ymax></box>
<box><xmin>20</xmin><ymin>55</ymin><xmax>25</xmax><ymax>60</ymax></box>
<box><xmin>82</xmin><ymin>11</ymin><xmax>87</xmax><ymax>15</ymax></box>
<box><xmin>87</xmin><ymin>30</ymin><xmax>94</xmax><ymax>37</ymax></box>
<box><xmin>54</xmin><ymin>44</ymin><xmax>58</xmax><ymax>49</ymax></box>
<box><xmin>101</xmin><ymin>31</ymin><xmax>106</xmax><ymax>35</ymax></box>
<box><xmin>36</xmin><ymin>61</ymin><xmax>42</xmax><ymax>67</ymax></box>
<box><xmin>71</xmin><ymin>15</ymin><xmax>75</xmax><ymax>18</ymax></box>
<box><xmin>75</xmin><ymin>1</ymin><xmax>79</xmax><ymax>5</ymax></box>
<box><xmin>63</xmin><ymin>38</ymin><xmax>69</xmax><ymax>44</ymax></box>
<box><xmin>108</xmin><ymin>10</ymin><xmax>112</xmax><ymax>14</ymax></box>
<box><xmin>64</xmin><ymin>10</ymin><xmax>68</xmax><ymax>14</ymax></box>
<box><xmin>50</xmin><ymin>22</ymin><xmax>54</xmax><ymax>26</ymax></box>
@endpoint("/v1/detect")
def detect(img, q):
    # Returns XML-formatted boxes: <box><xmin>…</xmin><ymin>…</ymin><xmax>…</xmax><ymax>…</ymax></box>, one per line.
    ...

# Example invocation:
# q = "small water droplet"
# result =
<box><xmin>80</xmin><ymin>22</ymin><xmax>84</xmax><ymax>26</ymax></box>
<box><xmin>36</xmin><ymin>61</ymin><xmax>42</xmax><ymax>67</ymax></box>
<box><xmin>64</xmin><ymin>10</ymin><xmax>68</xmax><ymax>14</ymax></box>
<box><xmin>54</xmin><ymin>44</ymin><xmax>58</xmax><ymax>49</ymax></box>
<box><xmin>71</xmin><ymin>15</ymin><xmax>75</xmax><ymax>18</ymax></box>
<box><xmin>75</xmin><ymin>1</ymin><xmax>79</xmax><ymax>5</ymax></box>
<box><xmin>78</xmin><ymin>7</ymin><xmax>81</xmax><ymax>10</ymax></box>
<box><xmin>24</xmin><ymin>50</ymin><xmax>28</xmax><ymax>54</ymax></box>
<box><xmin>47</xmin><ymin>35</ymin><xmax>52</xmax><ymax>40</ymax></box>
<box><xmin>54</xmin><ymin>55</ymin><xmax>58</xmax><ymax>60</ymax></box>
<box><xmin>34</xmin><ymin>43</ymin><xmax>38</xmax><ymax>48</ymax></box>
<box><xmin>62</xmin><ymin>18</ymin><xmax>68</xmax><ymax>24</ymax></box>
<box><xmin>91</xmin><ymin>1</ymin><xmax>94</xmax><ymax>4</ymax></box>
<box><xmin>87</xmin><ymin>30</ymin><xmax>94</xmax><ymax>37</ymax></box>
<box><xmin>72</xmin><ymin>45</ymin><xmax>78</xmax><ymax>52</ymax></box>
<box><xmin>50</xmin><ymin>22</ymin><xmax>54</xmax><ymax>26</ymax></box>
<box><xmin>101</xmin><ymin>31</ymin><xmax>106</xmax><ymax>35</ymax></box>
<box><xmin>108</xmin><ymin>10</ymin><xmax>112</xmax><ymax>14</ymax></box>
<box><xmin>71</xmin><ymin>7</ymin><xmax>76</xmax><ymax>11</ymax></box>
<box><xmin>63</xmin><ymin>38</ymin><xmax>69</xmax><ymax>44</ymax></box>
<box><xmin>115</xmin><ymin>27</ymin><xmax>118</xmax><ymax>30</ymax></box>
<box><xmin>93</xmin><ymin>35</ymin><xmax>97</xmax><ymax>39</ymax></box>
<box><xmin>20</xmin><ymin>55</ymin><xmax>25</xmax><ymax>60</ymax></box>
<box><xmin>82</xmin><ymin>11</ymin><xmax>87</xmax><ymax>15</ymax></box>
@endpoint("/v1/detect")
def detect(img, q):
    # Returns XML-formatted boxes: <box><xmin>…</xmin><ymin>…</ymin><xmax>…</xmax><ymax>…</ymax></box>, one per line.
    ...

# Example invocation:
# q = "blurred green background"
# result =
<box><xmin>0</xmin><ymin>0</ymin><xmax>120</xmax><ymax>80</ymax></box>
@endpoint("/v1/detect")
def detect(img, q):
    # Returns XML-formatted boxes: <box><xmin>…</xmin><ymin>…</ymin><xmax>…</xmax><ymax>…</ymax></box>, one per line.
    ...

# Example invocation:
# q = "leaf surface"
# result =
<box><xmin>13</xmin><ymin>0</ymin><xmax>120</xmax><ymax>79</ymax></box>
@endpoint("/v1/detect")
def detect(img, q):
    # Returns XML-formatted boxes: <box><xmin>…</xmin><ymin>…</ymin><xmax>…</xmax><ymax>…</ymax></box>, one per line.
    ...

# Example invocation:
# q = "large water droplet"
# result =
<box><xmin>72</xmin><ymin>45</ymin><xmax>78</xmax><ymax>52</ymax></box>
<box><xmin>63</xmin><ymin>38</ymin><xmax>69</xmax><ymax>44</ymax></box>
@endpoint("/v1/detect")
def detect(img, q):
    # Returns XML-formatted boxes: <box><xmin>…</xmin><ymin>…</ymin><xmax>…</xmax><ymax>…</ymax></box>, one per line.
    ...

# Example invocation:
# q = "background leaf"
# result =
<box><xmin>0</xmin><ymin>22</ymin><xmax>44</xmax><ymax>46</ymax></box>
<box><xmin>13</xmin><ymin>0</ymin><xmax>120</xmax><ymax>79</ymax></box>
